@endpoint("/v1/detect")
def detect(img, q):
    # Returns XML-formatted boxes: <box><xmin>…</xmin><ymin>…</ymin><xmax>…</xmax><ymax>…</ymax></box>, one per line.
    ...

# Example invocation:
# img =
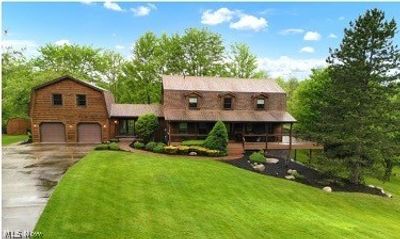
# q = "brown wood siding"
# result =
<box><xmin>163</xmin><ymin>90</ymin><xmax>286</xmax><ymax>112</ymax></box>
<box><xmin>30</xmin><ymin>79</ymin><xmax>109</xmax><ymax>143</ymax></box>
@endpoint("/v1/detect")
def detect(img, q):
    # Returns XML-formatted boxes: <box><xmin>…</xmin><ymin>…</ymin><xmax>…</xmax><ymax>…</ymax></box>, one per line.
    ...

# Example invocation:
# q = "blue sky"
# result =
<box><xmin>3</xmin><ymin>2</ymin><xmax>400</xmax><ymax>79</ymax></box>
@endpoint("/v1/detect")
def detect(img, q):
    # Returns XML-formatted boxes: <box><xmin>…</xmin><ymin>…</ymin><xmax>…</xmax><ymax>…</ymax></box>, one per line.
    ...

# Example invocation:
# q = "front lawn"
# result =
<box><xmin>35</xmin><ymin>151</ymin><xmax>400</xmax><ymax>239</ymax></box>
<box><xmin>2</xmin><ymin>134</ymin><xmax>28</xmax><ymax>146</ymax></box>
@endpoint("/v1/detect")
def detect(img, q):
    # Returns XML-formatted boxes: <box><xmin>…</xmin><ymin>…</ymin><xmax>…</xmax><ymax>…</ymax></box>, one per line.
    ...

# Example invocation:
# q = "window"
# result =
<box><xmin>256</xmin><ymin>98</ymin><xmax>265</xmax><ymax>110</ymax></box>
<box><xmin>52</xmin><ymin>94</ymin><xmax>63</xmax><ymax>106</ymax></box>
<box><xmin>188</xmin><ymin>97</ymin><xmax>198</xmax><ymax>109</ymax></box>
<box><xmin>76</xmin><ymin>94</ymin><xmax>87</xmax><ymax>107</ymax></box>
<box><xmin>178</xmin><ymin>122</ymin><xmax>188</xmax><ymax>134</ymax></box>
<box><xmin>223</xmin><ymin>97</ymin><xmax>232</xmax><ymax>109</ymax></box>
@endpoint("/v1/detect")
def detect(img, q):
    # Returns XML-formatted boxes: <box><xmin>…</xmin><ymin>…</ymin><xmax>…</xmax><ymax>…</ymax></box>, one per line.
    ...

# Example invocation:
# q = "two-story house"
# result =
<box><xmin>31</xmin><ymin>75</ymin><xmax>322</xmax><ymax>153</ymax></box>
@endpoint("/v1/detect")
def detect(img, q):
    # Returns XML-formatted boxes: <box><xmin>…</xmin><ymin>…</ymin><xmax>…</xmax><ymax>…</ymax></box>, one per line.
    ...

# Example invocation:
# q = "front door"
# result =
<box><xmin>118</xmin><ymin>119</ymin><xmax>135</xmax><ymax>136</ymax></box>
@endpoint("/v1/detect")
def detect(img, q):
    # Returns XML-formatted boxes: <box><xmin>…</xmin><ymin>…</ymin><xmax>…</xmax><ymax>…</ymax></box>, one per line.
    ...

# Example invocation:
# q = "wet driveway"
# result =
<box><xmin>2</xmin><ymin>143</ymin><xmax>93</xmax><ymax>234</ymax></box>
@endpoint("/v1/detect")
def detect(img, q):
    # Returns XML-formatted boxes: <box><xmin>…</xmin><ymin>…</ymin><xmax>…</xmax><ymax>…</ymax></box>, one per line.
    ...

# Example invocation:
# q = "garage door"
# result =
<box><xmin>78</xmin><ymin>123</ymin><xmax>102</xmax><ymax>143</ymax></box>
<box><xmin>40</xmin><ymin>122</ymin><xmax>66</xmax><ymax>142</ymax></box>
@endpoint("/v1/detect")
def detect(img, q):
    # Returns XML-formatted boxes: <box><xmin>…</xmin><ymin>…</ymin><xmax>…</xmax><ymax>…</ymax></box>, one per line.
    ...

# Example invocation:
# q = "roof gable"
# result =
<box><xmin>32</xmin><ymin>75</ymin><xmax>107</xmax><ymax>93</ymax></box>
<box><xmin>162</xmin><ymin>75</ymin><xmax>285</xmax><ymax>94</ymax></box>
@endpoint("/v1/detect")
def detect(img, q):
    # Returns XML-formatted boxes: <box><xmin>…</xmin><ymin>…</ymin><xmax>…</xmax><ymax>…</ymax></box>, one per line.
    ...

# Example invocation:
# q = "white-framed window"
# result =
<box><xmin>256</xmin><ymin>98</ymin><xmax>265</xmax><ymax>109</ymax></box>
<box><xmin>188</xmin><ymin>97</ymin><xmax>198</xmax><ymax>109</ymax></box>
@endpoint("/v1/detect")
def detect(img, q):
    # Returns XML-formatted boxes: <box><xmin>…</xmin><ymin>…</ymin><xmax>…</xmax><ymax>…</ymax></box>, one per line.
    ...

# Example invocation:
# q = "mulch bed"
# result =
<box><xmin>223</xmin><ymin>154</ymin><xmax>386</xmax><ymax>197</ymax></box>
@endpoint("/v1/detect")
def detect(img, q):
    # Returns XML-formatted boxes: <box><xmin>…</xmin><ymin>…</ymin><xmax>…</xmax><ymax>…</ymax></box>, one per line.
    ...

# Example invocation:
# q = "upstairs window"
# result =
<box><xmin>76</xmin><ymin>94</ymin><xmax>87</xmax><ymax>107</ymax></box>
<box><xmin>223</xmin><ymin>97</ymin><xmax>232</xmax><ymax>110</ymax></box>
<box><xmin>256</xmin><ymin>98</ymin><xmax>265</xmax><ymax>110</ymax></box>
<box><xmin>188</xmin><ymin>97</ymin><xmax>198</xmax><ymax>109</ymax></box>
<box><xmin>52</xmin><ymin>94</ymin><xmax>63</xmax><ymax>106</ymax></box>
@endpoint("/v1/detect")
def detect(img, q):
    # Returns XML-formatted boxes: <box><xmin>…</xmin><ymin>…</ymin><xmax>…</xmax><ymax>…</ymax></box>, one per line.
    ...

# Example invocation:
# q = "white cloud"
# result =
<box><xmin>201</xmin><ymin>8</ymin><xmax>236</xmax><ymax>25</ymax></box>
<box><xmin>328</xmin><ymin>33</ymin><xmax>337</xmax><ymax>39</ymax></box>
<box><xmin>304</xmin><ymin>31</ymin><xmax>321</xmax><ymax>41</ymax></box>
<box><xmin>1</xmin><ymin>39</ymin><xmax>37</xmax><ymax>49</ymax></box>
<box><xmin>299</xmin><ymin>46</ymin><xmax>315</xmax><ymax>53</ymax></box>
<box><xmin>338</xmin><ymin>16</ymin><xmax>345</xmax><ymax>21</ymax></box>
<box><xmin>115</xmin><ymin>45</ymin><xmax>125</xmax><ymax>50</ymax></box>
<box><xmin>104</xmin><ymin>1</ymin><xmax>123</xmax><ymax>12</ymax></box>
<box><xmin>257</xmin><ymin>56</ymin><xmax>326</xmax><ymax>79</ymax></box>
<box><xmin>279</xmin><ymin>28</ymin><xmax>304</xmax><ymax>35</ymax></box>
<box><xmin>131</xmin><ymin>3</ymin><xmax>156</xmax><ymax>17</ymax></box>
<box><xmin>54</xmin><ymin>39</ymin><xmax>71</xmax><ymax>46</ymax></box>
<box><xmin>229</xmin><ymin>14</ymin><xmax>267</xmax><ymax>32</ymax></box>
<box><xmin>81</xmin><ymin>0</ymin><xmax>93</xmax><ymax>5</ymax></box>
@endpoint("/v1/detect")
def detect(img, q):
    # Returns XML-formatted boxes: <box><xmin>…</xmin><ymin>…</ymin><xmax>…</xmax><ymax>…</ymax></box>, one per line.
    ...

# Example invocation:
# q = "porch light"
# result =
<box><xmin>69</xmin><ymin>124</ymin><xmax>73</xmax><ymax>128</ymax></box>
<box><xmin>103</xmin><ymin>124</ymin><xmax>107</xmax><ymax>128</ymax></box>
<box><xmin>33</xmin><ymin>124</ymin><xmax>37</xmax><ymax>128</ymax></box>
<box><xmin>114</xmin><ymin>120</ymin><xmax>118</xmax><ymax>124</ymax></box>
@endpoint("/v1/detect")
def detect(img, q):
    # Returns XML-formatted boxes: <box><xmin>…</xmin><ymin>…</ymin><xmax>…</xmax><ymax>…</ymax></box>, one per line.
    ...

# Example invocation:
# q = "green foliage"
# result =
<box><xmin>203</xmin><ymin>121</ymin><xmax>228</xmax><ymax>153</ymax></box>
<box><xmin>145</xmin><ymin>141</ymin><xmax>158</xmax><ymax>151</ymax></box>
<box><xmin>177</xmin><ymin>146</ymin><xmax>190</xmax><ymax>155</ymax></box>
<box><xmin>135</xmin><ymin>114</ymin><xmax>159</xmax><ymax>143</ymax></box>
<box><xmin>94</xmin><ymin>143</ymin><xmax>120</xmax><ymax>151</ymax></box>
<box><xmin>2</xmin><ymin>134</ymin><xmax>28</xmax><ymax>146</ymax></box>
<box><xmin>249</xmin><ymin>151</ymin><xmax>266</xmax><ymax>163</ymax></box>
<box><xmin>133</xmin><ymin>141</ymin><xmax>145</xmax><ymax>149</ymax></box>
<box><xmin>181</xmin><ymin>140</ymin><xmax>205</xmax><ymax>146</ymax></box>
<box><xmin>164</xmin><ymin>145</ymin><xmax>178</xmax><ymax>154</ymax></box>
<box><xmin>152</xmin><ymin>142</ymin><xmax>166</xmax><ymax>153</ymax></box>
<box><xmin>225</xmin><ymin>43</ymin><xmax>258</xmax><ymax>78</ymax></box>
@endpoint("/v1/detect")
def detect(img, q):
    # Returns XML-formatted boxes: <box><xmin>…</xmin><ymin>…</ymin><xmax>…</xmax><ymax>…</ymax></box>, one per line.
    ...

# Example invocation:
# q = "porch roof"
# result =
<box><xmin>164</xmin><ymin>109</ymin><xmax>296</xmax><ymax>122</ymax></box>
<box><xmin>110</xmin><ymin>104</ymin><xmax>163</xmax><ymax>117</ymax></box>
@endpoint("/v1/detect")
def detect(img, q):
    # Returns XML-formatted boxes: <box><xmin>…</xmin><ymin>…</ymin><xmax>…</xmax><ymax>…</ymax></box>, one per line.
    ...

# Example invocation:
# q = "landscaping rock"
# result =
<box><xmin>322</xmin><ymin>186</ymin><xmax>332</xmax><ymax>192</ymax></box>
<box><xmin>266</xmin><ymin>158</ymin><xmax>279</xmax><ymax>164</ymax></box>
<box><xmin>385</xmin><ymin>193</ymin><xmax>393</xmax><ymax>198</ymax></box>
<box><xmin>253</xmin><ymin>164</ymin><xmax>265</xmax><ymax>172</ymax></box>
<box><xmin>188</xmin><ymin>151</ymin><xmax>197</xmax><ymax>156</ymax></box>
<box><xmin>287</xmin><ymin>169</ymin><xmax>297</xmax><ymax>175</ymax></box>
<box><xmin>367</xmin><ymin>184</ymin><xmax>375</xmax><ymax>188</ymax></box>
<box><xmin>285</xmin><ymin>175</ymin><xmax>295</xmax><ymax>180</ymax></box>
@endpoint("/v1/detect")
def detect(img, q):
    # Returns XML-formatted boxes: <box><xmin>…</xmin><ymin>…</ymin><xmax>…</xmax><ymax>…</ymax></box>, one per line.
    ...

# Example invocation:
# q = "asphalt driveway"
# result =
<box><xmin>2</xmin><ymin>143</ymin><xmax>93</xmax><ymax>235</ymax></box>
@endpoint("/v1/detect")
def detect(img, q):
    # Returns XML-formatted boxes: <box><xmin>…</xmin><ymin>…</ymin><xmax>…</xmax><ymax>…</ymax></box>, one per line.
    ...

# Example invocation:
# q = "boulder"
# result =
<box><xmin>385</xmin><ymin>193</ymin><xmax>393</xmax><ymax>198</ymax></box>
<box><xmin>253</xmin><ymin>164</ymin><xmax>265</xmax><ymax>172</ymax></box>
<box><xmin>285</xmin><ymin>175</ymin><xmax>295</xmax><ymax>180</ymax></box>
<box><xmin>367</xmin><ymin>184</ymin><xmax>375</xmax><ymax>188</ymax></box>
<box><xmin>322</xmin><ymin>186</ymin><xmax>332</xmax><ymax>192</ymax></box>
<box><xmin>287</xmin><ymin>169</ymin><xmax>297</xmax><ymax>175</ymax></box>
<box><xmin>188</xmin><ymin>151</ymin><xmax>197</xmax><ymax>156</ymax></box>
<box><xmin>266</xmin><ymin>158</ymin><xmax>279</xmax><ymax>164</ymax></box>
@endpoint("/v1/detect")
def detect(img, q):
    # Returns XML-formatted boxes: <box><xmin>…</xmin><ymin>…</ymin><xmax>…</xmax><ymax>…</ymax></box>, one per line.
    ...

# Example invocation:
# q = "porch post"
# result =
<box><xmin>265</xmin><ymin>123</ymin><xmax>268</xmax><ymax>150</ymax></box>
<box><xmin>167</xmin><ymin>121</ymin><xmax>171</xmax><ymax>145</ymax></box>
<box><xmin>288</xmin><ymin>123</ymin><xmax>293</xmax><ymax>160</ymax></box>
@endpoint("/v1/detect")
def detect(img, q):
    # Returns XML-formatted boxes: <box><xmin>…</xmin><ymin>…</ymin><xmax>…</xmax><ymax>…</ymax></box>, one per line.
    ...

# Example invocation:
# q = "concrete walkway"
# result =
<box><xmin>2</xmin><ymin>143</ymin><xmax>93</xmax><ymax>236</ymax></box>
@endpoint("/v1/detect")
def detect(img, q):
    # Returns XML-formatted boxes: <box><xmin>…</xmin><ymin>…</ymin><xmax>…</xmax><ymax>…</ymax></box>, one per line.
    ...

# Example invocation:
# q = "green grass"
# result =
<box><xmin>35</xmin><ymin>151</ymin><xmax>400</xmax><ymax>239</ymax></box>
<box><xmin>181</xmin><ymin>139</ymin><xmax>205</xmax><ymax>146</ymax></box>
<box><xmin>2</xmin><ymin>134</ymin><xmax>28</xmax><ymax>146</ymax></box>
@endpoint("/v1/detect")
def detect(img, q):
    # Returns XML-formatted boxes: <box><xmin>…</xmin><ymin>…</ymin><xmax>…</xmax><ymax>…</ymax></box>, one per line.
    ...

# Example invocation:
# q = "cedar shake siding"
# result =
<box><xmin>30</xmin><ymin>76</ymin><xmax>111</xmax><ymax>143</ymax></box>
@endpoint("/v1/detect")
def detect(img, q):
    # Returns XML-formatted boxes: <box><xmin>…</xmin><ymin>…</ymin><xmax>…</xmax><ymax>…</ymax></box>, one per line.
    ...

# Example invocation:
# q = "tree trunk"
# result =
<box><xmin>383</xmin><ymin>159</ymin><xmax>393</xmax><ymax>182</ymax></box>
<box><xmin>350</xmin><ymin>162</ymin><xmax>362</xmax><ymax>184</ymax></box>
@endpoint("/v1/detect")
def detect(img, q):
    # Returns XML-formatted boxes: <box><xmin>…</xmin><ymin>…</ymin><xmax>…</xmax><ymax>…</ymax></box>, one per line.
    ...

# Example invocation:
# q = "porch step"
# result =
<box><xmin>227</xmin><ymin>143</ymin><xmax>244</xmax><ymax>156</ymax></box>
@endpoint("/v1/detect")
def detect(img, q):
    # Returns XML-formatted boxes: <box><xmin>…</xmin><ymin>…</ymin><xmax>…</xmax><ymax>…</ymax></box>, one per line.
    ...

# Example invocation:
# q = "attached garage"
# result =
<box><xmin>78</xmin><ymin>123</ymin><xmax>102</xmax><ymax>143</ymax></box>
<box><xmin>40</xmin><ymin>122</ymin><xmax>66</xmax><ymax>142</ymax></box>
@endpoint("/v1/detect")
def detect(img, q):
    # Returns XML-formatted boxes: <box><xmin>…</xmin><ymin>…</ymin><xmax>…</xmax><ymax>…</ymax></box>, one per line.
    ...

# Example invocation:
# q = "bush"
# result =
<box><xmin>135</xmin><ymin>113</ymin><xmax>159</xmax><ymax>143</ymax></box>
<box><xmin>153</xmin><ymin>142</ymin><xmax>166</xmax><ymax>153</ymax></box>
<box><xmin>202</xmin><ymin>121</ymin><xmax>228</xmax><ymax>153</ymax></box>
<box><xmin>109</xmin><ymin>142</ymin><xmax>120</xmax><ymax>151</ymax></box>
<box><xmin>133</xmin><ymin>141</ymin><xmax>145</xmax><ymax>149</ymax></box>
<box><xmin>145</xmin><ymin>141</ymin><xmax>157</xmax><ymax>151</ymax></box>
<box><xmin>249</xmin><ymin>151</ymin><xmax>265</xmax><ymax>163</ymax></box>
<box><xmin>177</xmin><ymin>146</ymin><xmax>190</xmax><ymax>155</ymax></box>
<box><xmin>95</xmin><ymin>144</ymin><xmax>109</xmax><ymax>150</ymax></box>
<box><xmin>110</xmin><ymin>138</ymin><xmax>120</xmax><ymax>143</ymax></box>
<box><xmin>164</xmin><ymin>146</ymin><xmax>178</xmax><ymax>154</ymax></box>
<box><xmin>181</xmin><ymin>140</ymin><xmax>205</xmax><ymax>146</ymax></box>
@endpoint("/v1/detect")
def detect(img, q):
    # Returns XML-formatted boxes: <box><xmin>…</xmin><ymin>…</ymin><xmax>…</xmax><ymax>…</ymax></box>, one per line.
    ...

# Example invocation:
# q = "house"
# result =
<box><xmin>30</xmin><ymin>75</ymin><xmax>322</xmax><ymax>153</ymax></box>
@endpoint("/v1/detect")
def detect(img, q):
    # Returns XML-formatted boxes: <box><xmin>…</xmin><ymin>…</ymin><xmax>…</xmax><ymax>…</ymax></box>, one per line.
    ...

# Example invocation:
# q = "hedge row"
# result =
<box><xmin>133</xmin><ymin>141</ymin><xmax>225</xmax><ymax>157</ymax></box>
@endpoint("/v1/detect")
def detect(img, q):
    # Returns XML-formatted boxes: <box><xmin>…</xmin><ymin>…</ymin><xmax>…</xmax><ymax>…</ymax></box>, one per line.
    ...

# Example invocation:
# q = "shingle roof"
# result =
<box><xmin>110</xmin><ymin>104</ymin><xmax>164</xmax><ymax>117</ymax></box>
<box><xmin>162</xmin><ymin>75</ymin><xmax>285</xmax><ymax>93</ymax></box>
<box><xmin>163</xmin><ymin>109</ymin><xmax>296</xmax><ymax>122</ymax></box>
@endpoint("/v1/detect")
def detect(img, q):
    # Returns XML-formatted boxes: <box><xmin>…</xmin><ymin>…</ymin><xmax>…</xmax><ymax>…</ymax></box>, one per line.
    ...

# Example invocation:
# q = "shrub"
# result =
<box><xmin>164</xmin><ymin>146</ymin><xmax>178</xmax><ymax>154</ymax></box>
<box><xmin>249</xmin><ymin>151</ymin><xmax>265</xmax><ymax>163</ymax></box>
<box><xmin>202</xmin><ymin>121</ymin><xmax>228</xmax><ymax>153</ymax></box>
<box><xmin>109</xmin><ymin>138</ymin><xmax>120</xmax><ymax>143</ymax></box>
<box><xmin>181</xmin><ymin>140</ymin><xmax>205</xmax><ymax>146</ymax></box>
<box><xmin>133</xmin><ymin>141</ymin><xmax>145</xmax><ymax>149</ymax></box>
<box><xmin>135</xmin><ymin>113</ymin><xmax>159</xmax><ymax>143</ymax></box>
<box><xmin>145</xmin><ymin>141</ymin><xmax>157</xmax><ymax>151</ymax></box>
<box><xmin>188</xmin><ymin>146</ymin><xmax>209</xmax><ymax>156</ymax></box>
<box><xmin>109</xmin><ymin>142</ymin><xmax>120</xmax><ymax>151</ymax></box>
<box><xmin>95</xmin><ymin>144</ymin><xmax>109</xmax><ymax>150</ymax></box>
<box><xmin>152</xmin><ymin>142</ymin><xmax>166</xmax><ymax>153</ymax></box>
<box><xmin>177</xmin><ymin>146</ymin><xmax>190</xmax><ymax>155</ymax></box>
<box><xmin>206</xmin><ymin>149</ymin><xmax>221</xmax><ymax>157</ymax></box>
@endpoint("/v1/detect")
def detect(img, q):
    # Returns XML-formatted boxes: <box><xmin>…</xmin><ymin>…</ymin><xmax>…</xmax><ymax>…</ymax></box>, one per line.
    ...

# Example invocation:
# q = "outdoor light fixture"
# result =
<box><xmin>33</xmin><ymin>124</ymin><xmax>37</xmax><ymax>128</ymax></box>
<box><xmin>103</xmin><ymin>124</ymin><xmax>107</xmax><ymax>128</ymax></box>
<box><xmin>69</xmin><ymin>124</ymin><xmax>73</xmax><ymax>128</ymax></box>
<box><xmin>114</xmin><ymin>120</ymin><xmax>118</xmax><ymax>124</ymax></box>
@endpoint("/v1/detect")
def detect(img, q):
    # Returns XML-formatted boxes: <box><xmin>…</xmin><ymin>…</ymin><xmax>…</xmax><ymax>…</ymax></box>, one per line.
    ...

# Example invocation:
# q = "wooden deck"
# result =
<box><xmin>243</xmin><ymin>136</ymin><xmax>323</xmax><ymax>150</ymax></box>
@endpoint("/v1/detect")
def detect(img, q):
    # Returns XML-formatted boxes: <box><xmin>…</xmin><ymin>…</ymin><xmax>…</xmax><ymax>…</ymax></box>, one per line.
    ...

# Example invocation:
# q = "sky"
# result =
<box><xmin>2</xmin><ymin>1</ymin><xmax>400</xmax><ymax>79</ymax></box>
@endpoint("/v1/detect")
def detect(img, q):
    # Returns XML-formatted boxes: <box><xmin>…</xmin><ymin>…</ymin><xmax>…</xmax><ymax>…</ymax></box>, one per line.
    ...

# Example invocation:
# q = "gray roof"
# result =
<box><xmin>162</xmin><ymin>75</ymin><xmax>285</xmax><ymax>93</ymax></box>
<box><xmin>110</xmin><ymin>104</ymin><xmax>163</xmax><ymax>117</ymax></box>
<box><xmin>164</xmin><ymin>109</ymin><xmax>296</xmax><ymax>122</ymax></box>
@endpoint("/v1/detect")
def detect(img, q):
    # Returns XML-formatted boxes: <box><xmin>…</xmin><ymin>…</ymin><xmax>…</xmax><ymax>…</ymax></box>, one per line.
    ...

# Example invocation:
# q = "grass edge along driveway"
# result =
<box><xmin>2</xmin><ymin>134</ymin><xmax>28</xmax><ymax>146</ymax></box>
<box><xmin>34</xmin><ymin>151</ymin><xmax>400</xmax><ymax>239</ymax></box>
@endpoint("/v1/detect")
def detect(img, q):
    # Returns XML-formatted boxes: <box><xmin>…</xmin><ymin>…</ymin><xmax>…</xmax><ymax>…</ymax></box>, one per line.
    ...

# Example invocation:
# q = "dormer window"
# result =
<box><xmin>188</xmin><ymin>97</ymin><xmax>198</xmax><ymax>109</ymax></box>
<box><xmin>256</xmin><ymin>98</ymin><xmax>265</xmax><ymax>110</ymax></box>
<box><xmin>223</xmin><ymin>97</ymin><xmax>232</xmax><ymax>110</ymax></box>
<box><xmin>76</xmin><ymin>94</ymin><xmax>87</xmax><ymax>107</ymax></box>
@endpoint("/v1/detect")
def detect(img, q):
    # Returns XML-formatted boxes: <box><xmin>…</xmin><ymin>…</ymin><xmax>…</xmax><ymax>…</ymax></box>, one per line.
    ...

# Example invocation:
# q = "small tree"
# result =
<box><xmin>203</xmin><ymin>121</ymin><xmax>228</xmax><ymax>153</ymax></box>
<box><xmin>135</xmin><ymin>114</ymin><xmax>159</xmax><ymax>143</ymax></box>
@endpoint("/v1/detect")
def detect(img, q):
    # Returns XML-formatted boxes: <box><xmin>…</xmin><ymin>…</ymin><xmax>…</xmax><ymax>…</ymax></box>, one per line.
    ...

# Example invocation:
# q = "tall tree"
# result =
<box><xmin>323</xmin><ymin>9</ymin><xmax>400</xmax><ymax>184</ymax></box>
<box><xmin>226</xmin><ymin>43</ymin><xmax>258</xmax><ymax>78</ymax></box>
